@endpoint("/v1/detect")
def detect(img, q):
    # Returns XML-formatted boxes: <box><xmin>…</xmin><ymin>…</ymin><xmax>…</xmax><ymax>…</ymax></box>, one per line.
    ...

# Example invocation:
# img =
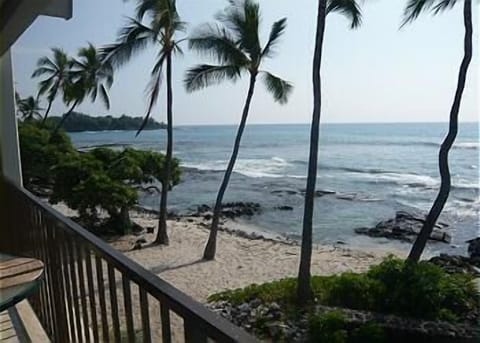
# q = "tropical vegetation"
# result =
<box><xmin>298</xmin><ymin>0</ymin><xmax>362</xmax><ymax>306</ymax></box>
<box><xmin>209</xmin><ymin>257</ymin><xmax>479</xmax><ymax>340</ymax></box>
<box><xmin>18</xmin><ymin>121</ymin><xmax>180</xmax><ymax>235</ymax></box>
<box><xmin>32</xmin><ymin>44</ymin><xmax>114</xmax><ymax>130</ymax></box>
<box><xmin>102</xmin><ymin>0</ymin><xmax>185</xmax><ymax>245</ymax></box>
<box><xmin>402</xmin><ymin>0</ymin><xmax>474</xmax><ymax>262</ymax></box>
<box><xmin>16</xmin><ymin>95</ymin><xmax>43</xmax><ymax>121</ymax></box>
<box><xmin>185</xmin><ymin>0</ymin><xmax>293</xmax><ymax>260</ymax></box>
<box><xmin>45</xmin><ymin>112</ymin><xmax>166</xmax><ymax>132</ymax></box>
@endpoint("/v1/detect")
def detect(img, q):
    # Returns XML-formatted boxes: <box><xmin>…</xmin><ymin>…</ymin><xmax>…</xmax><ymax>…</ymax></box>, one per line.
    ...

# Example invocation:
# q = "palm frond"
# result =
<box><xmin>99</xmin><ymin>85</ymin><xmax>110</xmax><ymax>109</ymax></box>
<box><xmin>101</xmin><ymin>18</ymin><xmax>155</xmax><ymax>69</ymax></box>
<box><xmin>217</xmin><ymin>0</ymin><xmax>261</xmax><ymax>61</ymax></box>
<box><xmin>188</xmin><ymin>24</ymin><xmax>248</xmax><ymax>65</ymax></box>
<box><xmin>138</xmin><ymin>67</ymin><xmax>163</xmax><ymax>136</ymax></box>
<box><xmin>31</xmin><ymin>66</ymin><xmax>55</xmax><ymax>78</ymax></box>
<box><xmin>184</xmin><ymin>64</ymin><xmax>242</xmax><ymax>92</ymax></box>
<box><xmin>262</xmin><ymin>18</ymin><xmax>287</xmax><ymax>58</ymax></box>
<box><xmin>401</xmin><ymin>0</ymin><xmax>458</xmax><ymax>26</ymax></box>
<box><xmin>262</xmin><ymin>71</ymin><xmax>292</xmax><ymax>104</ymax></box>
<box><xmin>151</xmin><ymin>50</ymin><xmax>167</xmax><ymax>76</ymax></box>
<box><xmin>38</xmin><ymin>78</ymin><xmax>55</xmax><ymax>96</ymax></box>
<box><xmin>327</xmin><ymin>0</ymin><xmax>362</xmax><ymax>29</ymax></box>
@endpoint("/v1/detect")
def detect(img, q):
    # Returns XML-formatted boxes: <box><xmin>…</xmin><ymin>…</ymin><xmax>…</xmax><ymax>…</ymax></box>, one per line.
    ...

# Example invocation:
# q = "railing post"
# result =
<box><xmin>47</xmin><ymin>221</ymin><xmax>70</xmax><ymax>342</ymax></box>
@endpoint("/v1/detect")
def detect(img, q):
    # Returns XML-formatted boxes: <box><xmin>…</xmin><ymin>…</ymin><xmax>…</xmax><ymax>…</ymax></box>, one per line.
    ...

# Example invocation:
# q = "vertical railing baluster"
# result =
<box><xmin>76</xmin><ymin>244</ymin><xmax>91</xmax><ymax>343</ymax></box>
<box><xmin>122</xmin><ymin>276</ymin><xmax>135</xmax><ymax>343</ymax></box>
<box><xmin>95</xmin><ymin>256</ymin><xmax>110</xmax><ymax>343</ymax></box>
<box><xmin>84</xmin><ymin>248</ymin><xmax>99</xmax><ymax>343</ymax></box>
<box><xmin>60</xmin><ymin>232</ymin><xmax>78</xmax><ymax>343</ymax></box>
<box><xmin>47</xmin><ymin>220</ymin><xmax>69</xmax><ymax>342</ymax></box>
<box><xmin>107</xmin><ymin>265</ymin><xmax>121</xmax><ymax>342</ymax></box>
<box><xmin>40</xmin><ymin>214</ymin><xmax>55</xmax><ymax>338</ymax></box>
<box><xmin>67</xmin><ymin>237</ymin><xmax>84</xmax><ymax>342</ymax></box>
<box><xmin>160</xmin><ymin>302</ymin><xmax>172</xmax><ymax>343</ymax></box>
<box><xmin>139</xmin><ymin>288</ymin><xmax>151</xmax><ymax>343</ymax></box>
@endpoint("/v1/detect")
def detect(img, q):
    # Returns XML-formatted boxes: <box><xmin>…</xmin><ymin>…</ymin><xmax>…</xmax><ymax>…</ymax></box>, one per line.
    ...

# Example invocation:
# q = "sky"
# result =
<box><xmin>12</xmin><ymin>0</ymin><xmax>479</xmax><ymax>125</ymax></box>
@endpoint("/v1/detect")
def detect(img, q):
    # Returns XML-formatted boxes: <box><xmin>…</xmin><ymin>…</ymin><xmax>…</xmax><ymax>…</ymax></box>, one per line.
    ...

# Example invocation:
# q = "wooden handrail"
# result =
<box><xmin>2</xmin><ymin>179</ymin><xmax>256</xmax><ymax>342</ymax></box>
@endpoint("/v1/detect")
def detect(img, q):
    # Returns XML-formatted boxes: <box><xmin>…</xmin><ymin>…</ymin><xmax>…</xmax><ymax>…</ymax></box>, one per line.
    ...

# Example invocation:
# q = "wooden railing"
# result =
<box><xmin>1</xmin><ymin>180</ymin><xmax>255</xmax><ymax>342</ymax></box>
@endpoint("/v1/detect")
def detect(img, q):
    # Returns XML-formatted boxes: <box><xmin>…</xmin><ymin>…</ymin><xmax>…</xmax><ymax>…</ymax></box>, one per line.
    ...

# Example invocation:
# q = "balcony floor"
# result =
<box><xmin>0</xmin><ymin>301</ymin><xmax>49</xmax><ymax>343</ymax></box>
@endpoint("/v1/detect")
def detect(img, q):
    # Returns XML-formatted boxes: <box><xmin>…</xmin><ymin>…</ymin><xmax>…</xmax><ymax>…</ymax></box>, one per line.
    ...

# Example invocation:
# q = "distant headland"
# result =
<box><xmin>46</xmin><ymin>112</ymin><xmax>166</xmax><ymax>132</ymax></box>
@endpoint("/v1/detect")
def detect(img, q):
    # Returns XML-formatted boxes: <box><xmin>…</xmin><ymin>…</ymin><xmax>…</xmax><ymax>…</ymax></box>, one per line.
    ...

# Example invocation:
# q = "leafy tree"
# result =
<box><xmin>102</xmin><ymin>0</ymin><xmax>186</xmax><ymax>245</ymax></box>
<box><xmin>31</xmin><ymin>48</ymin><xmax>72</xmax><ymax>122</ymax></box>
<box><xmin>185</xmin><ymin>0</ymin><xmax>292</xmax><ymax>260</ymax></box>
<box><xmin>298</xmin><ymin>0</ymin><xmax>362</xmax><ymax>306</ymax></box>
<box><xmin>45</xmin><ymin>112</ymin><xmax>166</xmax><ymax>132</ymax></box>
<box><xmin>17</xmin><ymin>96</ymin><xmax>43</xmax><ymax>121</ymax></box>
<box><xmin>18</xmin><ymin>121</ymin><xmax>75</xmax><ymax>189</ymax></box>
<box><xmin>403</xmin><ymin>0</ymin><xmax>474</xmax><ymax>262</ymax></box>
<box><xmin>55</xmin><ymin>44</ymin><xmax>114</xmax><ymax>130</ymax></box>
<box><xmin>51</xmin><ymin>148</ymin><xmax>180</xmax><ymax>235</ymax></box>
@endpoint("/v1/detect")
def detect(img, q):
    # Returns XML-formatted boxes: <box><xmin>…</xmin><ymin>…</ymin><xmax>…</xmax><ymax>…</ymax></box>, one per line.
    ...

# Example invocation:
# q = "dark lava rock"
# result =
<box><xmin>146</xmin><ymin>226</ymin><xmax>154</xmax><ymax>234</ymax></box>
<box><xmin>275</xmin><ymin>205</ymin><xmax>294</xmax><ymax>211</ymax></box>
<box><xmin>354</xmin><ymin>211</ymin><xmax>451</xmax><ymax>244</ymax></box>
<box><xmin>429</xmin><ymin>253</ymin><xmax>480</xmax><ymax>275</ymax></box>
<box><xmin>194</xmin><ymin>202</ymin><xmax>261</xmax><ymax>219</ymax></box>
<box><xmin>467</xmin><ymin>238</ymin><xmax>480</xmax><ymax>259</ymax></box>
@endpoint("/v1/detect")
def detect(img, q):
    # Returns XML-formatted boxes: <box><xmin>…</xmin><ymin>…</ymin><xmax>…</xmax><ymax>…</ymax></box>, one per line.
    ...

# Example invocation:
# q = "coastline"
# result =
<box><xmin>51</xmin><ymin>202</ymin><xmax>404</xmax><ymax>303</ymax></box>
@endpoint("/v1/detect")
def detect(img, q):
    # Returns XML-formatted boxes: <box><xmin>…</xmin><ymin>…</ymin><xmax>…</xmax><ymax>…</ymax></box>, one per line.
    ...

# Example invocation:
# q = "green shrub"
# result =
<box><xmin>308</xmin><ymin>311</ymin><xmax>348</xmax><ymax>343</ymax></box>
<box><xmin>208</xmin><ymin>257</ymin><xmax>479</xmax><ymax>323</ymax></box>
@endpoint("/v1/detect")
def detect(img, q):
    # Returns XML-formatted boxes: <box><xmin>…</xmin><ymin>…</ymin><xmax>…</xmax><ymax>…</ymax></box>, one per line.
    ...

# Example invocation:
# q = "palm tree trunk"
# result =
<box><xmin>203</xmin><ymin>72</ymin><xmax>258</xmax><ymax>260</ymax></box>
<box><xmin>155</xmin><ymin>51</ymin><xmax>173</xmax><ymax>245</ymax></box>
<box><xmin>42</xmin><ymin>100</ymin><xmax>54</xmax><ymax>124</ymax></box>
<box><xmin>408</xmin><ymin>0</ymin><xmax>473</xmax><ymax>262</ymax></box>
<box><xmin>297</xmin><ymin>0</ymin><xmax>327</xmax><ymax>307</ymax></box>
<box><xmin>54</xmin><ymin>100</ymin><xmax>79</xmax><ymax>132</ymax></box>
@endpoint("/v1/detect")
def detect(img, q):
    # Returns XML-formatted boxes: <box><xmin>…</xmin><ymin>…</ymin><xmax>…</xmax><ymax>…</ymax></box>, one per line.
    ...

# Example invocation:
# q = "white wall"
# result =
<box><xmin>0</xmin><ymin>49</ymin><xmax>23</xmax><ymax>186</ymax></box>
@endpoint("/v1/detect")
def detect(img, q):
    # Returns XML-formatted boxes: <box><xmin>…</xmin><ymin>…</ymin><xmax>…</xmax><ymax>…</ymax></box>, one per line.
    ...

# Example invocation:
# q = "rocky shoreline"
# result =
<box><xmin>354</xmin><ymin>210</ymin><xmax>452</xmax><ymax>244</ymax></box>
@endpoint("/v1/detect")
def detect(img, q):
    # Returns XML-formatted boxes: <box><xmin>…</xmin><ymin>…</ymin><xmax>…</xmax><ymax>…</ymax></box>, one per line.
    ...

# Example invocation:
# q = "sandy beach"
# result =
<box><xmin>53</xmin><ymin>203</ymin><xmax>403</xmax><ymax>303</ymax></box>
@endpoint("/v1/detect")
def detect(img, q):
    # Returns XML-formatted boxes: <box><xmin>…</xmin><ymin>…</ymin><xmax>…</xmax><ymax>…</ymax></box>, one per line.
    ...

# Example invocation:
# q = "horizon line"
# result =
<box><xmin>172</xmin><ymin>121</ymin><xmax>480</xmax><ymax>127</ymax></box>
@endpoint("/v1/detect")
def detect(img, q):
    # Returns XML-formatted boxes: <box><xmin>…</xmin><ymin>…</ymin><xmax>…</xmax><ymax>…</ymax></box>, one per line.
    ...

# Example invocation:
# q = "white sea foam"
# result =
<box><xmin>182</xmin><ymin>157</ymin><xmax>304</xmax><ymax>178</ymax></box>
<box><xmin>455</xmin><ymin>142</ymin><xmax>479</xmax><ymax>150</ymax></box>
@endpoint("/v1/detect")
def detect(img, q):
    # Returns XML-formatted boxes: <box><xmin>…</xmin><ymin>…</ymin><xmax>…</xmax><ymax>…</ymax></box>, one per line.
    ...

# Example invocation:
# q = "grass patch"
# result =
<box><xmin>208</xmin><ymin>257</ymin><xmax>479</xmax><ymax>322</ymax></box>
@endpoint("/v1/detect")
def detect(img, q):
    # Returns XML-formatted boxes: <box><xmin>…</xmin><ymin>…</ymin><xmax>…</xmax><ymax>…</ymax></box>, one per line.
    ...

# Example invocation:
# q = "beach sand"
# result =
<box><xmin>51</xmin><ymin>202</ymin><xmax>405</xmax><ymax>341</ymax></box>
<box><xmin>113</xmin><ymin>211</ymin><xmax>402</xmax><ymax>302</ymax></box>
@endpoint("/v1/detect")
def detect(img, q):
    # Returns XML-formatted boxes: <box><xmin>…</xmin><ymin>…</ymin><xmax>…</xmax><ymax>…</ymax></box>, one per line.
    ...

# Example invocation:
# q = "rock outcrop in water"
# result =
<box><xmin>354</xmin><ymin>211</ymin><xmax>451</xmax><ymax>243</ymax></box>
<box><xmin>194</xmin><ymin>202</ymin><xmax>261</xmax><ymax>220</ymax></box>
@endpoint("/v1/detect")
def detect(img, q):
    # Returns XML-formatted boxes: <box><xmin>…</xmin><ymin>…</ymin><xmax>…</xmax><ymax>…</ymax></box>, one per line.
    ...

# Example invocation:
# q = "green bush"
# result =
<box><xmin>208</xmin><ymin>257</ymin><xmax>479</xmax><ymax>323</ymax></box>
<box><xmin>308</xmin><ymin>311</ymin><xmax>348</xmax><ymax>343</ymax></box>
<box><xmin>18</xmin><ymin>121</ymin><xmax>75</xmax><ymax>189</ymax></box>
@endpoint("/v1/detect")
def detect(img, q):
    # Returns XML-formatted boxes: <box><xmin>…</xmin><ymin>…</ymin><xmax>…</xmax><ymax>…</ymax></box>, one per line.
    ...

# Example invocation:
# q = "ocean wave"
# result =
<box><xmin>182</xmin><ymin>157</ymin><xmax>304</xmax><ymax>179</ymax></box>
<box><xmin>455</xmin><ymin>142</ymin><xmax>479</xmax><ymax>150</ymax></box>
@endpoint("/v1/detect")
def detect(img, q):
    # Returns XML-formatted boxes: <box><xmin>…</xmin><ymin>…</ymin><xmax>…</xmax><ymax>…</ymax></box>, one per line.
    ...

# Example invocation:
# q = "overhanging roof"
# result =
<box><xmin>0</xmin><ymin>0</ymin><xmax>72</xmax><ymax>56</ymax></box>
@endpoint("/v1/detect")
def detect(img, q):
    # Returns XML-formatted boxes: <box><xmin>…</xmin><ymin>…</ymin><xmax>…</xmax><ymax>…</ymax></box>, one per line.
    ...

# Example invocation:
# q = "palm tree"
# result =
<box><xmin>31</xmin><ymin>48</ymin><xmax>71</xmax><ymax>122</ymax></box>
<box><xmin>403</xmin><ymin>0</ymin><xmax>474</xmax><ymax>262</ymax></box>
<box><xmin>55</xmin><ymin>44</ymin><xmax>114</xmax><ymax>130</ymax></box>
<box><xmin>101</xmin><ymin>0</ymin><xmax>185</xmax><ymax>245</ymax></box>
<box><xmin>17</xmin><ymin>96</ymin><xmax>43</xmax><ymax>121</ymax></box>
<box><xmin>297</xmin><ymin>0</ymin><xmax>361</xmax><ymax>306</ymax></box>
<box><xmin>185</xmin><ymin>0</ymin><xmax>292</xmax><ymax>260</ymax></box>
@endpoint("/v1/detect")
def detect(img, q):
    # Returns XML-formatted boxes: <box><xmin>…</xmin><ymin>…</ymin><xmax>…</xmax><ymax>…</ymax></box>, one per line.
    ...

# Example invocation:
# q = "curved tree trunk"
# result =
<box><xmin>54</xmin><ymin>99</ymin><xmax>79</xmax><ymax>133</ymax></box>
<box><xmin>155</xmin><ymin>51</ymin><xmax>173</xmax><ymax>245</ymax></box>
<box><xmin>203</xmin><ymin>72</ymin><xmax>257</xmax><ymax>260</ymax></box>
<box><xmin>42</xmin><ymin>100</ymin><xmax>54</xmax><ymax>124</ymax></box>
<box><xmin>408</xmin><ymin>0</ymin><xmax>473</xmax><ymax>262</ymax></box>
<box><xmin>297</xmin><ymin>0</ymin><xmax>327</xmax><ymax>307</ymax></box>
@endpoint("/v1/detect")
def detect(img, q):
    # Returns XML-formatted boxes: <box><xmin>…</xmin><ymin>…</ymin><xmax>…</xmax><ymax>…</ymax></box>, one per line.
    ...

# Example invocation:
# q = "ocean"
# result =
<box><xmin>69</xmin><ymin>122</ymin><xmax>480</xmax><ymax>255</ymax></box>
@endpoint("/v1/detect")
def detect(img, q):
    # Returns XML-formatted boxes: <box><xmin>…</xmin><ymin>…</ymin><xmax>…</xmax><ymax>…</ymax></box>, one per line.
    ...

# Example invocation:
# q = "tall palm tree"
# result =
<box><xmin>297</xmin><ymin>0</ymin><xmax>362</xmax><ymax>306</ymax></box>
<box><xmin>17</xmin><ymin>96</ymin><xmax>43</xmax><ymax>121</ymax></box>
<box><xmin>403</xmin><ymin>0</ymin><xmax>474</xmax><ymax>262</ymax></box>
<box><xmin>185</xmin><ymin>0</ymin><xmax>292</xmax><ymax>261</ymax></box>
<box><xmin>55</xmin><ymin>44</ymin><xmax>114</xmax><ymax>130</ymax></box>
<box><xmin>31</xmin><ymin>48</ymin><xmax>71</xmax><ymax>122</ymax></box>
<box><xmin>101</xmin><ymin>0</ymin><xmax>185</xmax><ymax>245</ymax></box>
